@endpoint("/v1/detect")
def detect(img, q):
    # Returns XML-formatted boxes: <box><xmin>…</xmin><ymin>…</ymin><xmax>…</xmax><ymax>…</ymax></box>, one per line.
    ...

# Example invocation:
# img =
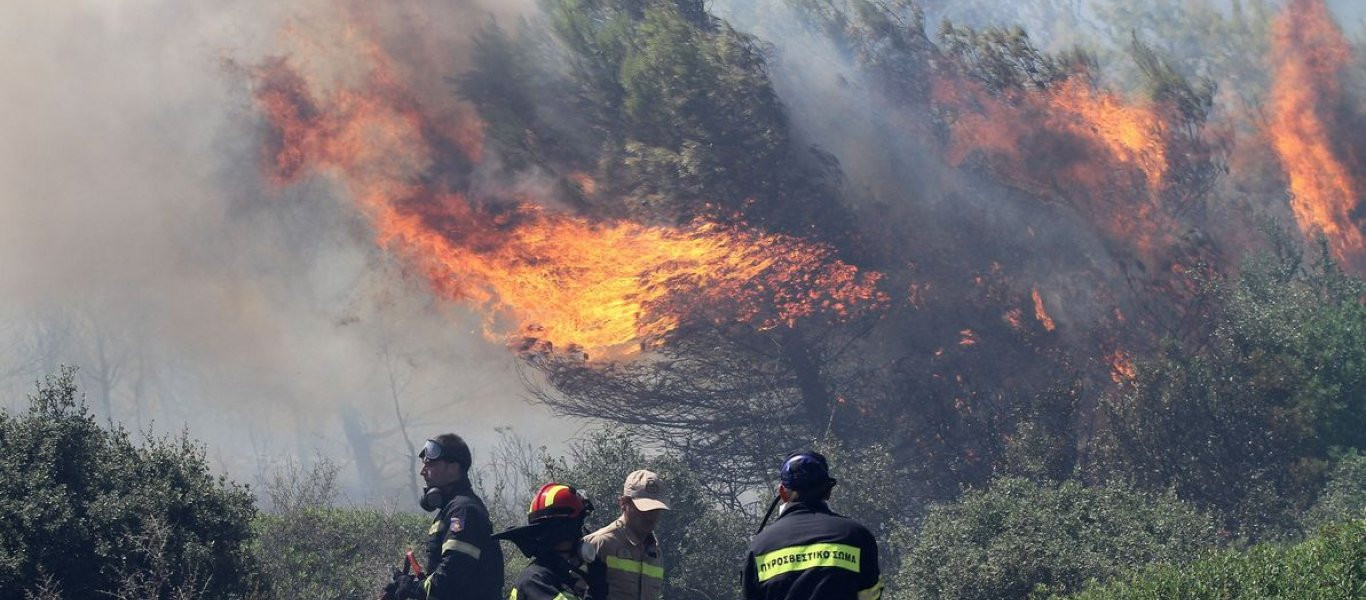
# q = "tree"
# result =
<box><xmin>0</xmin><ymin>368</ymin><xmax>258</xmax><ymax>599</ymax></box>
<box><xmin>1094</xmin><ymin>239</ymin><xmax>1366</xmax><ymax>537</ymax></box>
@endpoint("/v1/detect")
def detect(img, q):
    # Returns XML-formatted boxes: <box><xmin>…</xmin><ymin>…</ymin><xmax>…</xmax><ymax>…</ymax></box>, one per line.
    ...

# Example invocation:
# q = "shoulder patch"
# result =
<box><xmin>450</xmin><ymin>516</ymin><xmax>463</xmax><ymax>533</ymax></box>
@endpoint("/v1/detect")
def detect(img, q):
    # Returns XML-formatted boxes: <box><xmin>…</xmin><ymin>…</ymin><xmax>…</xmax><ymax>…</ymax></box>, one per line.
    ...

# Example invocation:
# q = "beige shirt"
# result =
<box><xmin>584</xmin><ymin>516</ymin><xmax>664</xmax><ymax>600</ymax></box>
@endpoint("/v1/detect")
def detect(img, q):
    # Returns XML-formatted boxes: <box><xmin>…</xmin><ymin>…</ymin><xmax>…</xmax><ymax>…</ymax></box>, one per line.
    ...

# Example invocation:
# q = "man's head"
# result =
<box><xmin>777</xmin><ymin>451</ymin><xmax>836</xmax><ymax>503</ymax></box>
<box><xmin>494</xmin><ymin>482</ymin><xmax>595</xmax><ymax>563</ymax></box>
<box><xmin>419</xmin><ymin>433</ymin><xmax>471</xmax><ymax>488</ymax></box>
<box><xmin>618</xmin><ymin>469</ymin><xmax>669</xmax><ymax>539</ymax></box>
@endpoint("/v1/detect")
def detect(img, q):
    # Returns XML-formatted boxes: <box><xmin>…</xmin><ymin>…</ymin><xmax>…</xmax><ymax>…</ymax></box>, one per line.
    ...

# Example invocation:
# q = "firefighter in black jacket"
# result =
<box><xmin>496</xmin><ymin>482</ymin><xmax>597</xmax><ymax>600</ymax></box>
<box><xmin>385</xmin><ymin>434</ymin><xmax>505</xmax><ymax>600</ymax></box>
<box><xmin>743</xmin><ymin>451</ymin><xmax>883</xmax><ymax>600</ymax></box>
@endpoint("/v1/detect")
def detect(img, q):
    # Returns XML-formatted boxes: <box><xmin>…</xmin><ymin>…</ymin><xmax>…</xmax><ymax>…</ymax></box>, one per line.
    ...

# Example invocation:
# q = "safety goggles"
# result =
<box><xmin>419</xmin><ymin>439</ymin><xmax>449</xmax><ymax>463</ymax></box>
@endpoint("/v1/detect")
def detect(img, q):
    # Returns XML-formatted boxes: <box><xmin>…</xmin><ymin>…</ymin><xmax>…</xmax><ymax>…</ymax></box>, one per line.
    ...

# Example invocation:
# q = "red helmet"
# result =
<box><xmin>527</xmin><ymin>483</ymin><xmax>590</xmax><ymax>523</ymax></box>
<box><xmin>495</xmin><ymin>482</ymin><xmax>595</xmax><ymax>558</ymax></box>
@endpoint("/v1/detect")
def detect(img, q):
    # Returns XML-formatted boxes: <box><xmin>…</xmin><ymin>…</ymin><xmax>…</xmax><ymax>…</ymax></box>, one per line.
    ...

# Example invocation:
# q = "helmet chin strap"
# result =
<box><xmin>754</xmin><ymin>493</ymin><xmax>783</xmax><ymax>535</ymax></box>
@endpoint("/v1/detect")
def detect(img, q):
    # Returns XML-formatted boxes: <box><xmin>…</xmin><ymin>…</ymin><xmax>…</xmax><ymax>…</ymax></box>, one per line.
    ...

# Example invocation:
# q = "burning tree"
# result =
<box><xmin>246</xmin><ymin>0</ymin><xmax>1366</xmax><ymax>537</ymax></box>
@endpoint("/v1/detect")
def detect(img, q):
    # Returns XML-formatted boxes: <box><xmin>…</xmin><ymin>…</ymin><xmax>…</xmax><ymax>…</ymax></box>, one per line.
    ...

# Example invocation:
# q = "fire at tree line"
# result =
<box><xmin>5</xmin><ymin>0</ymin><xmax>1366</xmax><ymax>598</ymax></box>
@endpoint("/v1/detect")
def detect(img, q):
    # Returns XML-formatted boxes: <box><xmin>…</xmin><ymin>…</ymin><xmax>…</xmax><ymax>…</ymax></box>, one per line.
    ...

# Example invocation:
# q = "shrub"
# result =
<box><xmin>894</xmin><ymin>477</ymin><xmax>1216</xmax><ymax>600</ymax></box>
<box><xmin>1059</xmin><ymin>518</ymin><xmax>1366</xmax><ymax>600</ymax></box>
<box><xmin>250</xmin><ymin>507</ymin><xmax>427</xmax><ymax>599</ymax></box>
<box><xmin>0</xmin><ymin>368</ymin><xmax>258</xmax><ymax>599</ymax></box>
<box><xmin>1303</xmin><ymin>449</ymin><xmax>1366</xmax><ymax>530</ymax></box>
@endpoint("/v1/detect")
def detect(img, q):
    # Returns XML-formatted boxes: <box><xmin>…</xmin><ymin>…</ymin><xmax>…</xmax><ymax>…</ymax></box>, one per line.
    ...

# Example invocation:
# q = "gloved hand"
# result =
<box><xmin>392</xmin><ymin>573</ymin><xmax>425</xmax><ymax>599</ymax></box>
<box><xmin>381</xmin><ymin>570</ymin><xmax>422</xmax><ymax>600</ymax></box>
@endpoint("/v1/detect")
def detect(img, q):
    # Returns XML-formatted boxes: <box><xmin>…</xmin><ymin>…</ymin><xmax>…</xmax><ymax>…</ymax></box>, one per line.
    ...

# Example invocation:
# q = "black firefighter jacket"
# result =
<box><xmin>423</xmin><ymin>481</ymin><xmax>505</xmax><ymax>600</ymax></box>
<box><xmin>743</xmin><ymin>500</ymin><xmax>883</xmax><ymax>600</ymax></box>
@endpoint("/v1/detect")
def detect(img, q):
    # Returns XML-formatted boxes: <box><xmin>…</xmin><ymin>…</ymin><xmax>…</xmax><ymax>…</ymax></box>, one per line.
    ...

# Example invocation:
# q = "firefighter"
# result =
<box><xmin>496</xmin><ymin>482</ymin><xmax>597</xmax><ymax>600</ymax></box>
<box><xmin>582</xmin><ymin>470</ymin><xmax>670</xmax><ymax>600</ymax></box>
<box><xmin>743</xmin><ymin>451</ymin><xmax>883</xmax><ymax>600</ymax></box>
<box><xmin>384</xmin><ymin>434</ymin><xmax>505</xmax><ymax>600</ymax></box>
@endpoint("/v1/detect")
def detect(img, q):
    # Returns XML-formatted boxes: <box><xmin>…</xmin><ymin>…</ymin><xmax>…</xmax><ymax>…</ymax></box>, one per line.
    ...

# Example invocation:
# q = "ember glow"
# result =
<box><xmin>929</xmin><ymin>69</ymin><xmax>1188</xmax><ymax>264</ymax></box>
<box><xmin>1268</xmin><ymin>0</ymin><xmax>1366</xmax><ymax>270</ymax></box>
<box><xmin>1031</xmin><ymin>286</ymin><xmax>1056</xmax><ymax>332</ymax></box>
<box><xmin>250</xmin><ymin>23</ymin><xmax>884</xmax><ymax>356</ymax></box>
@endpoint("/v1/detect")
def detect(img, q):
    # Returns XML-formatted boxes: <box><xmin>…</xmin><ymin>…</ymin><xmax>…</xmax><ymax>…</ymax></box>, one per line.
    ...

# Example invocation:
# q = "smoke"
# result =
<box><xmin>0</xmin><ymin>0</ymin><xmax>557</xmax><ymax>504</ymax></box>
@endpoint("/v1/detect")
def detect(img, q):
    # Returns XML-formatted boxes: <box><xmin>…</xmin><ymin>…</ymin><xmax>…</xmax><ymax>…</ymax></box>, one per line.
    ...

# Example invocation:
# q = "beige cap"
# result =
<box><xmin>622</xmin><ymin>469</ymin><xmax>670</xmax><ymax>511</ymax></box>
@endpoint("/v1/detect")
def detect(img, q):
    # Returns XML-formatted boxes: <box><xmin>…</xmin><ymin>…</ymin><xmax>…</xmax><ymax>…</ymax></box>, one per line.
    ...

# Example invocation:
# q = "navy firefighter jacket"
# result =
<box><xmin>424</xmin><ymin>481</ymin><xmax>505</xmax><ymax>600</ymax></box>
<box><xmin>743</xmin><ymin>500</ymin><xmax>883</xmax><ymax>600</ymax></box>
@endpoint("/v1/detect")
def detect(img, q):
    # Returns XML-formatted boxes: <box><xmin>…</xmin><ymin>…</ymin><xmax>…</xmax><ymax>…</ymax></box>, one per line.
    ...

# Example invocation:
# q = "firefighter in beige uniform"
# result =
<box><xmin>582</xmin><ymin>470</ymin><xmax>670</xmax><ymax>600</ymax></box>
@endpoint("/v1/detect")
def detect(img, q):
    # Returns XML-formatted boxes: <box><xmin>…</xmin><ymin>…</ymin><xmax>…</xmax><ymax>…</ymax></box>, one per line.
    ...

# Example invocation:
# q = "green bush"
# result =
<box><xmin>1060</xmin><ymin>518</ymin><xmax>1366</xmax><ymax>600</ymax></box>
<box><xmin>894</xmin><ymin>477</ymin><xmax>1216</xmax><ymax>600</ymax></box>
<box><xmin>0</xmin><ymin>368</ymin><xmax>258</xmax><ymax>599</ymax></box>
<box><xmin>250</xmin><ymin>507</ymin><xmax>427</xmax><ymax>599</ymax></box>
<box><xmin>1303</xmin><ymin>449</ymin><xmax>1366</xmax><ymax>530</ymax></box>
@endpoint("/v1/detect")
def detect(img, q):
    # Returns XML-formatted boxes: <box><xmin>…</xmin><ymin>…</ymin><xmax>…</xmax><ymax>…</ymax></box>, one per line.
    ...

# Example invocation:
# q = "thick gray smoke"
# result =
<box><xmin>0</xmin><ymin>0</ymin><xmax>557</xmax><ymax>506</ymax></box>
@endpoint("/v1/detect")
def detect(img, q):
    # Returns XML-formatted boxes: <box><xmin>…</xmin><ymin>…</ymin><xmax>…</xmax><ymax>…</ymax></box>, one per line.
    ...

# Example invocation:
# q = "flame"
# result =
<box><xmin>932</xmin><ymin>73</ymin><xmax>1176</xmax><ymax>256</ymax></box>
<box><xmin>1031</xmin><ymin>286</ymin><xmax>1056</xmax><ymax>332</ymax></box>
<box><xmin>934</xmin><ymin>76</ymin><xmax>1168</xmax><ymax>191</ymax></box>
<box><xmin>251</xmin><ymin>21</ymin><xmax>884</xmax><ymax>356</ymax></box>
<box><xmin>1268</xmin><ymin>0</ymin><xmax>1366</xmax><ymax>269</ymax></box>
<box><xmin>1004</xmin><ymin>308</ymin><xmax>1024</xmax><ymax>330</ymax></box>
<box><xmin>1107</xmin><ymin>349</ymin><xmax>1136</xmax><ymax>384</ymax></box>
<box><xmin>958</xmin><ymin>328</ymin><xmax>978</xmax><ymax>346</ymax></box>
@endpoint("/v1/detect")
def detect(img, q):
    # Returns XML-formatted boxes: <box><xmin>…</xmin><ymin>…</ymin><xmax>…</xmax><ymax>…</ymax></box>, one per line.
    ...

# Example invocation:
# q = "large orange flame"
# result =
<box><xmin>932</xmin><ymin>73</ymin><xmax>1175</xmax><ymax>257</ymax></box>
<box><xmin>250</xmin><ymin>24</ymin><xmax>884</xmax><ymax>357</ymax></box>
<box><xmin>1268</xmin><ymin>0</ymin><xmax>1366</xmax><ymax>270</ymax></box>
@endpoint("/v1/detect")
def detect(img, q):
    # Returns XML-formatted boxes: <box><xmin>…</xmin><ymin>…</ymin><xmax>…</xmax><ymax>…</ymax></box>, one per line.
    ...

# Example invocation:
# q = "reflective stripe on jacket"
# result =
<box><xmin>743</xmin><ymin>500</ymin><xmax>882</xmax><ymax>600</ymax></box>
<box><xmin>508</xmin><ymin>557</ymin><xmax>585</xmax><ymax>600</ymax></box>
<box><xmin>583</xmin><ymin>516</ymin><xmax>664</xmax><ymax>600</ymax></box>
<box><xmin>424</xmin><ymin>481</ymin><xmax>505</xmax><ymax>600</ymax></box>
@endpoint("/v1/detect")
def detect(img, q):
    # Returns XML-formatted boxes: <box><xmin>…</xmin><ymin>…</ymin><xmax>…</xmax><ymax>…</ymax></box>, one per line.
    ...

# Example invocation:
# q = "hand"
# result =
<box><xmin>391</xmin><ymin>574</ymin><xmax>425</xmax><ymax>600</ymax></box>
<box><xmin>380</xmin><ymin>569</ymin><xmax>408</xmax><ymax>600</ymax></box>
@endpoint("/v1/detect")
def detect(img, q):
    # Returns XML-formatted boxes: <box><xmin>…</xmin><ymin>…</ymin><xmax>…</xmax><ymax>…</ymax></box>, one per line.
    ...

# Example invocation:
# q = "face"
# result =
<box><xmin>420</xmin><ymin>458</ymin><xmax>463</xmax><ymax>488</ymax></box>
<box><xmin>553</xmin><ymin>539</ymin><xmax>579</xmax><ymax>565</ymax></box>
<box><xmin>619</xmin><ymin>497</ymin><xmax>663</xmax><ymax>538</ymax></box>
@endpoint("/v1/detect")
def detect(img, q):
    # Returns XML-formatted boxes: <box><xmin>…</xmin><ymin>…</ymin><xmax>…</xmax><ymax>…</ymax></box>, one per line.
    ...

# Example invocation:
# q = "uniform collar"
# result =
<box><xmin>443</xmin><ymin>478</ymin><xmax>474</xmax><ymax>497</ymax></box>
<box><xmin>613</xmin><ymin>515</ymin><xmax>658</xmax><ymax>548</ymax></box>
<box><xmin>776</xmin><ymin>499</ymin><xmax>831</xmax><ymax>519</ymax></box>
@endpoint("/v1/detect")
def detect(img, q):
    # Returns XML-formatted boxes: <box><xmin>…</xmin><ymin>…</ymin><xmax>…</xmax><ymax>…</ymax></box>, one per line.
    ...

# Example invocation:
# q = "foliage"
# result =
<box><xmin>471</xmin><ymin>0</ymin><xmax>856</xmax><ymax>241</ymax></box>
<box><xmin>250</xmin><ymin>508</ymin><xmax>426</xmax><ymax>599</ymax></box>
<box><xmin>893</xmin><ymin>477</ymin><xmax>1216</xmax><ymax>600</ymax></box>
<box><xmin>248</xmin><ymin>456</ymin><xmax>427</xmax><ymax>600</ymax></box>
<box><xmin>1095</xmin><ymin>241</ymin><xmax>1366</xmax><ymax>536</ymax></box>
<box><xmin>1302</xmin><ymin>449</ymin><xmax>1366</xmax><ymax>530</ymax></box>
<box><xmin>1058</xmin><ymin>518</ymin><xmax>1366</xmax><ymax>600</ymax></box>
<box><xmin>0</xmin><ymin>368</ymin><xmax>258</xmax><ymax>600</ymax></box>
<box><xmin>540</xmin><ymin>429</ymin><xmax>748</xmax><ymax>600</ymax></box>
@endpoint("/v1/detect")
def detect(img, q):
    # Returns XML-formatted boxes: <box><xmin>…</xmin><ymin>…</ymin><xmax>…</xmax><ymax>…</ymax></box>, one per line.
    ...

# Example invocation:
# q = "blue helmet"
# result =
<box><xmin>780</xmin><ymin>451</ymin><xmax>836</xmax><ymax>492</ymax></box>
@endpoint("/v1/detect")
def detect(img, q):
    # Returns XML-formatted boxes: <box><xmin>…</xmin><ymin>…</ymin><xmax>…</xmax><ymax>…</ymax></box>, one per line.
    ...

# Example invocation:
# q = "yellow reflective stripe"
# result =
<box><xmin>605</xmin><ymin>555</ymin><xmax>664</xmax><ymax>579</ymax></box>
<box><xmin>441</xmin><ymin>538</ymin><xmax>482</xmax><ymax>559</ymax></box>
<box><xmin>509</xmin><ymin>590</ymin><xmax>517</xmax><ymax>600</ymax></box>
<box><xmin>423</xmin><ymin>575</ymin><xmax>433</xmax><ymax>595</ymax></box>
<box><xmin>858</xmin><ymin>577</ymin><xmax>884</xmax><ymax>600</ymax></box>
<box><xmin>538</xmin><ymin>484</ymin><xmax>570</xmax><ymax>510</ymax></box>
<box><xmin>754</xmin><ymin>543</ymin><xmax>861</xmax><ymax>582</ymax></box>
<box><xmin>427</xmin><ymin>520</ymin><xmax>442</xmax><ymax>535</ymax></box>
<box><xmin>552</xmin><ymin>594</ymin><xmax>580</xmax><ymax>600</ymax></box>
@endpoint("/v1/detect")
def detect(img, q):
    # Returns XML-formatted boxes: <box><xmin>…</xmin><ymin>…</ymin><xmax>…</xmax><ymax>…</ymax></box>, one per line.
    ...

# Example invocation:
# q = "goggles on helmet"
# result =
<box><xmin>420</xmin><ymin>439</ymin><xmax>449</xmax><ymax>463</ymax></box>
